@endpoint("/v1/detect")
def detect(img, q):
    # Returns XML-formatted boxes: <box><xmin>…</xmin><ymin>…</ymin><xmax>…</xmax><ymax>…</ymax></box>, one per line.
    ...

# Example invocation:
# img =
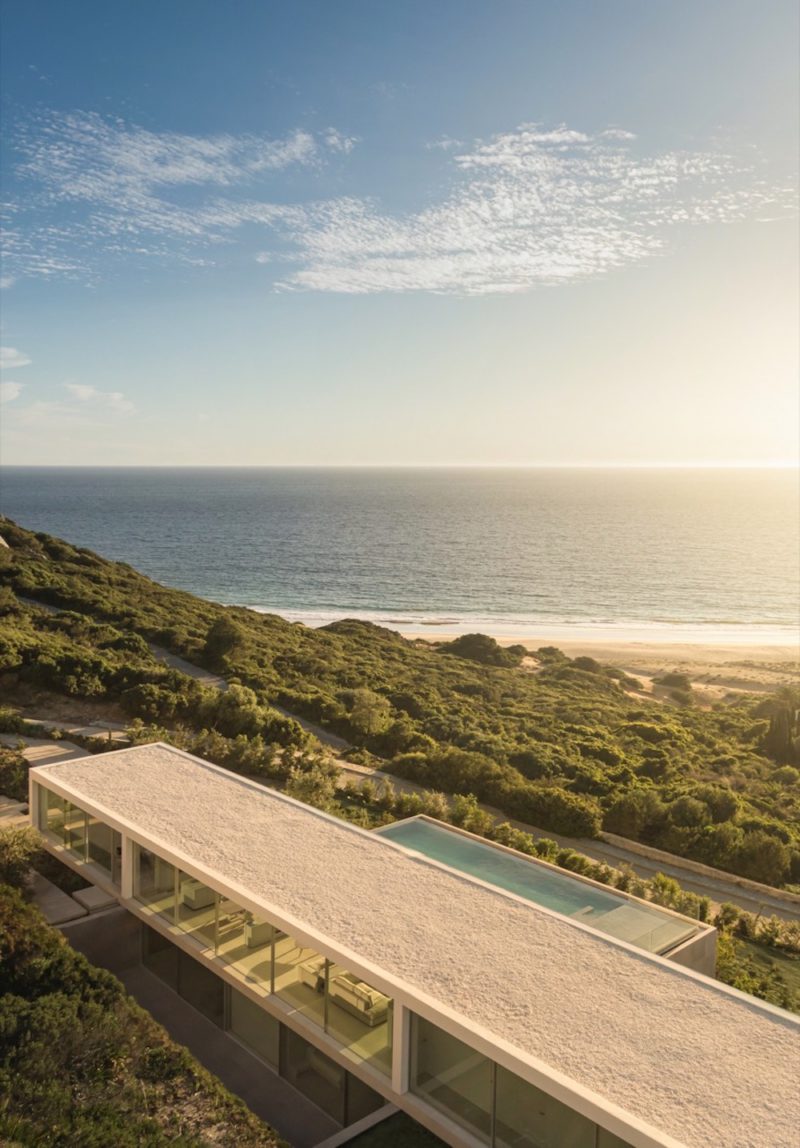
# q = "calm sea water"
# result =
<box><xmin>1</xmin><ymin>467</ymin><xmax>798</xmax><ymax>641</ymax></box>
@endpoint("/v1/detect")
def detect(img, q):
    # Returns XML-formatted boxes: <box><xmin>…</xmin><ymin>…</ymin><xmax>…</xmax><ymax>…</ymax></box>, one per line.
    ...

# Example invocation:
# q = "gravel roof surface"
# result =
<box><xmin>40</xmin><ymin>744</ymin><xmax>800</xmax><ymax>1148</ymax></box>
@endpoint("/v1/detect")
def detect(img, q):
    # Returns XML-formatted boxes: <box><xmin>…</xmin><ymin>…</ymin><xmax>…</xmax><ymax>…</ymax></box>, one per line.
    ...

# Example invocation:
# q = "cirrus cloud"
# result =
<box><xmin>3</xmin><ymin>111</ymin><xmax>796</xmax><ymax>295</ymax></box>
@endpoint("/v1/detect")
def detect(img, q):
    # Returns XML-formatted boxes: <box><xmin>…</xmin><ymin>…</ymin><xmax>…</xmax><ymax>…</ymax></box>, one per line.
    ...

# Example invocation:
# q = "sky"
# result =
<box><xmin>0</xmin><ymin>0</ymin><xmax>798</xmax><ymax>466</ymax></box>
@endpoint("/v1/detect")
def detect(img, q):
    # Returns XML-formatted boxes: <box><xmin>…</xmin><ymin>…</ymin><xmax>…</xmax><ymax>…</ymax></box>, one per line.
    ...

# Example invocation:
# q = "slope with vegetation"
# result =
<box><xmin>0</xmin><ymin>828</ymin><xmax>284</xmax><ymax>1147</ymax></box>
<box><xmin>0</xmin><ymin>517</ymin><xmax>798</xmax><ymax>889</ymax></box>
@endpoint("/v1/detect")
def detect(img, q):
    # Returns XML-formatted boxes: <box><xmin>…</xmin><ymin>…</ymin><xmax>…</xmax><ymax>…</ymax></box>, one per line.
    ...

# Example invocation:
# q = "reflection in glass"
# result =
<box><xmin>281</xmin><ymin>1025</ymin><xmax>345</xmax><ymax>1123</ymax></box>
<box><xmin>39</xmin><ymin>787</ymin><xmax>67</xmax><ymax>843</ymax></box>
<box><xmin>142</xmin><ymin>924</ymin><xmax>179</xmax><ymax>989</ymax></box>
<box><xmin>178</xmin><ymin>949</ymin><xmax>224</xmax><ymax>1026</ymax></box>
<box><xmin>345</xmin><ymin>1072</ymin><xmax>385</xmax><ymax>1125</ymax></box>
<box><xmin>411</xmin><ymin>1014</ymin><xmax>492</xmax><ymax>1143</ymax></box>
<box><xmin>134</xmin><ymin>844</ymin><xmax>176</xmax><ymax>921</ymax></box>
<box><xmin>494</xmin><ymin>1064</ymin><xmax>595</xmax><ymax>1148</ymax></box>
<box><xmin>230</xmin><ymin>988</ymin><xmax>280</xmax><ymax>1067</ymax></box>
<box><xmin>64</xmin><ymin>802</ymin><xmax>87</xmax><ymax>859</ymax></box>
<box><xmin>87</xmin><ymin>816</ymin><xmax>122</xmax><ymax>885</ymax></box>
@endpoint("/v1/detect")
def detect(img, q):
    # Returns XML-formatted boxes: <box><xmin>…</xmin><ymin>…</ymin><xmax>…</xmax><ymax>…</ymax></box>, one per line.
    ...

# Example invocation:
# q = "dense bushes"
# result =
<box><xmin>0</xmin><ymin>881</ymin><xmax>284</xmax><ymax>1146</ymax></box>
<box><xmin>389</xmin><ymin>747</ymin><xmax>604</xmax><ymax>838</ymax></box>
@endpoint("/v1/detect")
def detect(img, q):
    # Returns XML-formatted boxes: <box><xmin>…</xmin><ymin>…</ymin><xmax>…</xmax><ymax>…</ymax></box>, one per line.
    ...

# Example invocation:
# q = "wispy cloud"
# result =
<box><xmin>3</xmin><ymin>381</ymin><xmax>136</xmax><ymax>436</ymax></box>
<box><xmin>273</xmin><ymin>124</ymin><xmax>796</xmax><ymax>294</ymax></box>
<box><xmin>0</xmin><ymin>346</ymin><xmax>32</xmax><ymax>369</ymax></box>
<box><xmin>0</xmin><ymin>275</ymin><xmax>15</xmax><ymax>289</ymax></box>
<box><xmin>426</xmin><ymin>136</ymin><xmax>464</xmax><ymax>152</ymax></box>
<box><xmin>323</xmin><ymin>128</ymin><xmax>359</xmax><ymax>155</ymax></box>
<box><xmin>3</xmin><ymin>112</ymin><xmax>796</xmax><ymax>294</ymax></box>
<box><xmin>0</xmin><ymin>382</ymin><xmax>23</xmax><ymax>403</ymax></box>
<box><xmin>64</xmin><ymin>382</ymin><xmax>134</xmax><ymax>412</ymax></box>
<box><xmin>4</xmin><ymin>110</ymin><xmax>353</xmax><ymax>279</ymax></box>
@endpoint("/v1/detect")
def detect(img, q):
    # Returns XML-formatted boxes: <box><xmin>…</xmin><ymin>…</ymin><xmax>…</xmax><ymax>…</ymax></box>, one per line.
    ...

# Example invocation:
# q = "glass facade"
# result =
<box><xmin>39</xmin><ymin>787</ymin><xmax>67</xmax><ymax>841</ymax></box>
<box><xmin>230</xmin><ymin>989</ymin><xmax>280</xmax><ymax>1068</ymax></box>
<box><xmin>325</xmin><ymin>962</ymin><xmax>393</xmax><ymax>1075</ymax></box>
<box><xmin>142</xmin><ymin>924</ymin><xmax>179</xmax><ymax>989</ymax></box>
<box><xmin>35</xmin><ymin>786</ymin><xmax>637</xmax><ymax>1147</ymax></box>
<box><xmin>411</xmin><ymin>1014</ymin><xmax>635</xmax><ymax>1148</ymax></box>
<box><xmin>142</xmin><ymin>925</ymin><xmax>382</xmax><ymax>1129</ymax></box>
<box><xmin>37</xmin><ymin>787</ymin><xmax>120</xmax><ymax>886</ymax></box>
<box><xmin>495</xmin><ymin>1065</ymin><xmax>595</xmax><ymax>1148</ymax></box>
<box><xmin>134</xmin><ymin>844</ymin><xmax>177</xmax><ymax>918</ymax></box>
<box><xmin>411</xmin><ymin>1015</ymin><xmax>493</xmax><ymax>1141</ymax></box>
<box><xmin>274</xmin><ymin>931</ymin><xmax>327</xmax><ymax>1021</ymax></box>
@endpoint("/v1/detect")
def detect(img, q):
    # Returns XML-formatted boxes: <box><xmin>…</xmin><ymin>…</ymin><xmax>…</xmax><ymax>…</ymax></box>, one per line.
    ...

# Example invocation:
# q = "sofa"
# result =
<box><xmin>329</xmin><ymin>972</ymin><xmax>390</xmax><ymax>1027</ymax></box>
<box><xmin>298</xmin><ymin>958</ymin><xmax>390</xmax><ymax>1027</ymax></box>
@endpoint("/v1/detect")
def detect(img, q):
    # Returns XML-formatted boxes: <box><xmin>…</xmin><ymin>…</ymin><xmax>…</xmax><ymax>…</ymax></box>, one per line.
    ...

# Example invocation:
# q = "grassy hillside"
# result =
<box><xmin>0</xmin><ymin>517</ymin><xmax>798</xmax><ymax>886</ymax></box>
<box><xmin>0</xmin><ymin>876</ymin><xmax>284</xmax><ymax>1147</ymax></box>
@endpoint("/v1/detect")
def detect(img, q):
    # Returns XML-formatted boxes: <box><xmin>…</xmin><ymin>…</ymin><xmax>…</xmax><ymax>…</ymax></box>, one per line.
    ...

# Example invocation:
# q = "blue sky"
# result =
<box><xmin>1</xmin><ymin>0</ymin><xmax>798</xmax><ymax>465</ymax></box>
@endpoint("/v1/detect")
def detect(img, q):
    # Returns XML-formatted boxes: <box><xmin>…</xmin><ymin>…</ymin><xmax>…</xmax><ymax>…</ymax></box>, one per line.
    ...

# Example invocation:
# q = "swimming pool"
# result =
<box><xmin>375</xmin><ymin>817</ymin><xmax>699</xmax><ymax>956</ymax></box>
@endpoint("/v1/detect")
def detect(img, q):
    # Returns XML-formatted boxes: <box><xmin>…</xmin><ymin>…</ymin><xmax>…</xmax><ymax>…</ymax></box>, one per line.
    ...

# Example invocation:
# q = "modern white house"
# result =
<box><xmin>29</xmin><ymin>743</ymin><xmax>800</xmax><ymax>1148</ymax></box>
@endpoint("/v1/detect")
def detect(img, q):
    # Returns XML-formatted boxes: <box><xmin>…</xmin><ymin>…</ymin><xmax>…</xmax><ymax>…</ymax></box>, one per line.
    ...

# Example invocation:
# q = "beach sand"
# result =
<box><xmin>401</xmin><ymin>629</ymin><xmax>799</xmax><ymax>699</ymax></box>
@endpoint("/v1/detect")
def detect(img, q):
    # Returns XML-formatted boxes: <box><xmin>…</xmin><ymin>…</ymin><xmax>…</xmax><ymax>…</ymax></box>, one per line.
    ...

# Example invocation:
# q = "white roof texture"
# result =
<box><xmin>37</xmin><ymin>744</ymin><xmax>800</xmax><ymax>1148</ymax></box>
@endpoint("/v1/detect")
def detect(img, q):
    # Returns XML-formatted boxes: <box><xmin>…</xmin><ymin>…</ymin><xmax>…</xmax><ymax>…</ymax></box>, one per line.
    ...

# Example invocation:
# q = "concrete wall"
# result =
<box><xmin>667</xmin><ymin>928</ymin><xmax>717</xmax><ymax>977</ymax></box>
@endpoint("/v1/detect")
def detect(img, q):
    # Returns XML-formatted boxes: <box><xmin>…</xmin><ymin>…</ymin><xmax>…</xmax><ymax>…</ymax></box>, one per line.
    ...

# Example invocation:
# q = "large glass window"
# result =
<box><xmin>38</xmin><ymin>789</ymin><xmax>120</xmax><ymax>885</ymax></box>
<box><xmin>39</xmin><ymin>787</ymin><xmax>67</xmax><ymax>842</ymax></box>
<box><xmin>345</xmin><ymin>1072</ymin><xmax>385</xmax><ymax>1126</ymax></box>
<box><xmin>64</xmin><ymin>802</ymin><xmax>87</xmax><ymax>859</ymax></box>
<box><xmin>134</xmin><ymin>844</ymin><xmax>176</xmax><ymax>921</ymax></box>
<box><xmin>230</xmin><ymin>988</ymin><xmax>280</xmax><ymax>1068</ymax></box>
<box><xmin>87</xmin><ymin>816</ymin><xmax>122</xmax><ymax>885</ymax></box>
<box><xmin>175</xmin><ymin>872</ymin><xmax>219</xmax><ymax>947</ymax></box>
<box><xmin>281</xmin><ymin>1026</ymin><xmax>346</xmax><ymax>1123</ymax></box>
<box><xmin>325</xmin><ymin>964</ymin><xmax>392</xmax><ymax>1076</ymax></box>
<box><xmin>142</xmin><ymin>924</ymin><xmax>179</xmax><ymax>989</ymax></box>
<box><xmin>178</xmin><ymin>949</ymin><xmax>225</xmax><ymax>1027</ymax></box>
<box><xmin>411</xmin><ymin>1014</ymin><xmax>627</xmax><ymax>1148</ymax></box>
<box><xmin>494</xmin><ymin>1065</ymin><xmax>595</xmax><ymax>1148</ymax></box>
<box><xmin>411</xmin><ymin>1014</ymin><xmax>492</xmax><ymax>1143</ymax></box>
<box><xmin>274</xmin><ymin>932</ymin><xmax>327</xmax><ymax>1029</ymax></box>
<box><xmin>174</xmin><ymin>876</ymin><xmax>274</xmax><ymax>996</ymax></box>
<box><xmin>215</xmin><ymin>896</ymin><xmax>273</xmax><ymax>995</ymax></box>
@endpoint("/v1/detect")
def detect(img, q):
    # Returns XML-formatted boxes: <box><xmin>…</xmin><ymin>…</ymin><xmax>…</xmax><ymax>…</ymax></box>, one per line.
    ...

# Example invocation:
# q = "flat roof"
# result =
<box><xmin>34</xmin><ymin>744</ymin><xmax>800</xmax><ymax>1148</ymax></box>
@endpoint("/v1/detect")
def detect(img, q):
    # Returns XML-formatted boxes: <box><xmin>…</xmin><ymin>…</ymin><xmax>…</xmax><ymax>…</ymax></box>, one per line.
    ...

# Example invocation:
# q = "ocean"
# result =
<box><xmin>1</xmin><ymin>467</ymin><xmax>798</xmax><ymax>643</ymax></box>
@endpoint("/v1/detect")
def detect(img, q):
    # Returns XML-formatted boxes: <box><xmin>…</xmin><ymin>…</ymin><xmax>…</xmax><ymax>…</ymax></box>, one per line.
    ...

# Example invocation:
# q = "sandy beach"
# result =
<box><xmin>401</xmin><ymin>627</ymin><xmax>799</xmax><ymax>699</ymax></box>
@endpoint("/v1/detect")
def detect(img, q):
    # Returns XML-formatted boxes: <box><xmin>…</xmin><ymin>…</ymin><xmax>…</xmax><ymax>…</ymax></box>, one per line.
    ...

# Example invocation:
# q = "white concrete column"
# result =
<box><xmin>391</xmin><ymin>1002</ymin><xmax>411</xmax><ymax>1096</ymax></box>
<box><xmin>121</xmin><ymin>835</ymin><xmax>134</xmax><ymax>900</ymax></box>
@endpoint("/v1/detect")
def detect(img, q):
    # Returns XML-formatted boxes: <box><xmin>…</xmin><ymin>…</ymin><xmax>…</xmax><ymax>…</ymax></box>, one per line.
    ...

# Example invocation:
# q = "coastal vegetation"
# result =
<box><xmin>0</xmin><ymin>519</ymin><xmax>798</xmax><ymax>891</ymax></box>
<box><xmin>0</xmin><ymin>836</ymin><xmax>283</xmax><ymax>1147</ymax></box>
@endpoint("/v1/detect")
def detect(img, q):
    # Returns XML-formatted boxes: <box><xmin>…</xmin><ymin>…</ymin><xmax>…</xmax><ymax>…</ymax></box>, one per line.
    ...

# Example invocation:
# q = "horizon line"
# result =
<box><xmin>1</xmin><ymin>461</ymin><xmax>798</xmax><ymax>471</ymax></box>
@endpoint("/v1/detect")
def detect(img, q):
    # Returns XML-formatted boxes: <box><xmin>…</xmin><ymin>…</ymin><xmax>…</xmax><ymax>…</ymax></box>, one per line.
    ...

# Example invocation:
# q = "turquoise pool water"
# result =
<box><xmin>375</xmin><ymin>819</ymin><xmax>699</xmax><ymax>955</ymax></box>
